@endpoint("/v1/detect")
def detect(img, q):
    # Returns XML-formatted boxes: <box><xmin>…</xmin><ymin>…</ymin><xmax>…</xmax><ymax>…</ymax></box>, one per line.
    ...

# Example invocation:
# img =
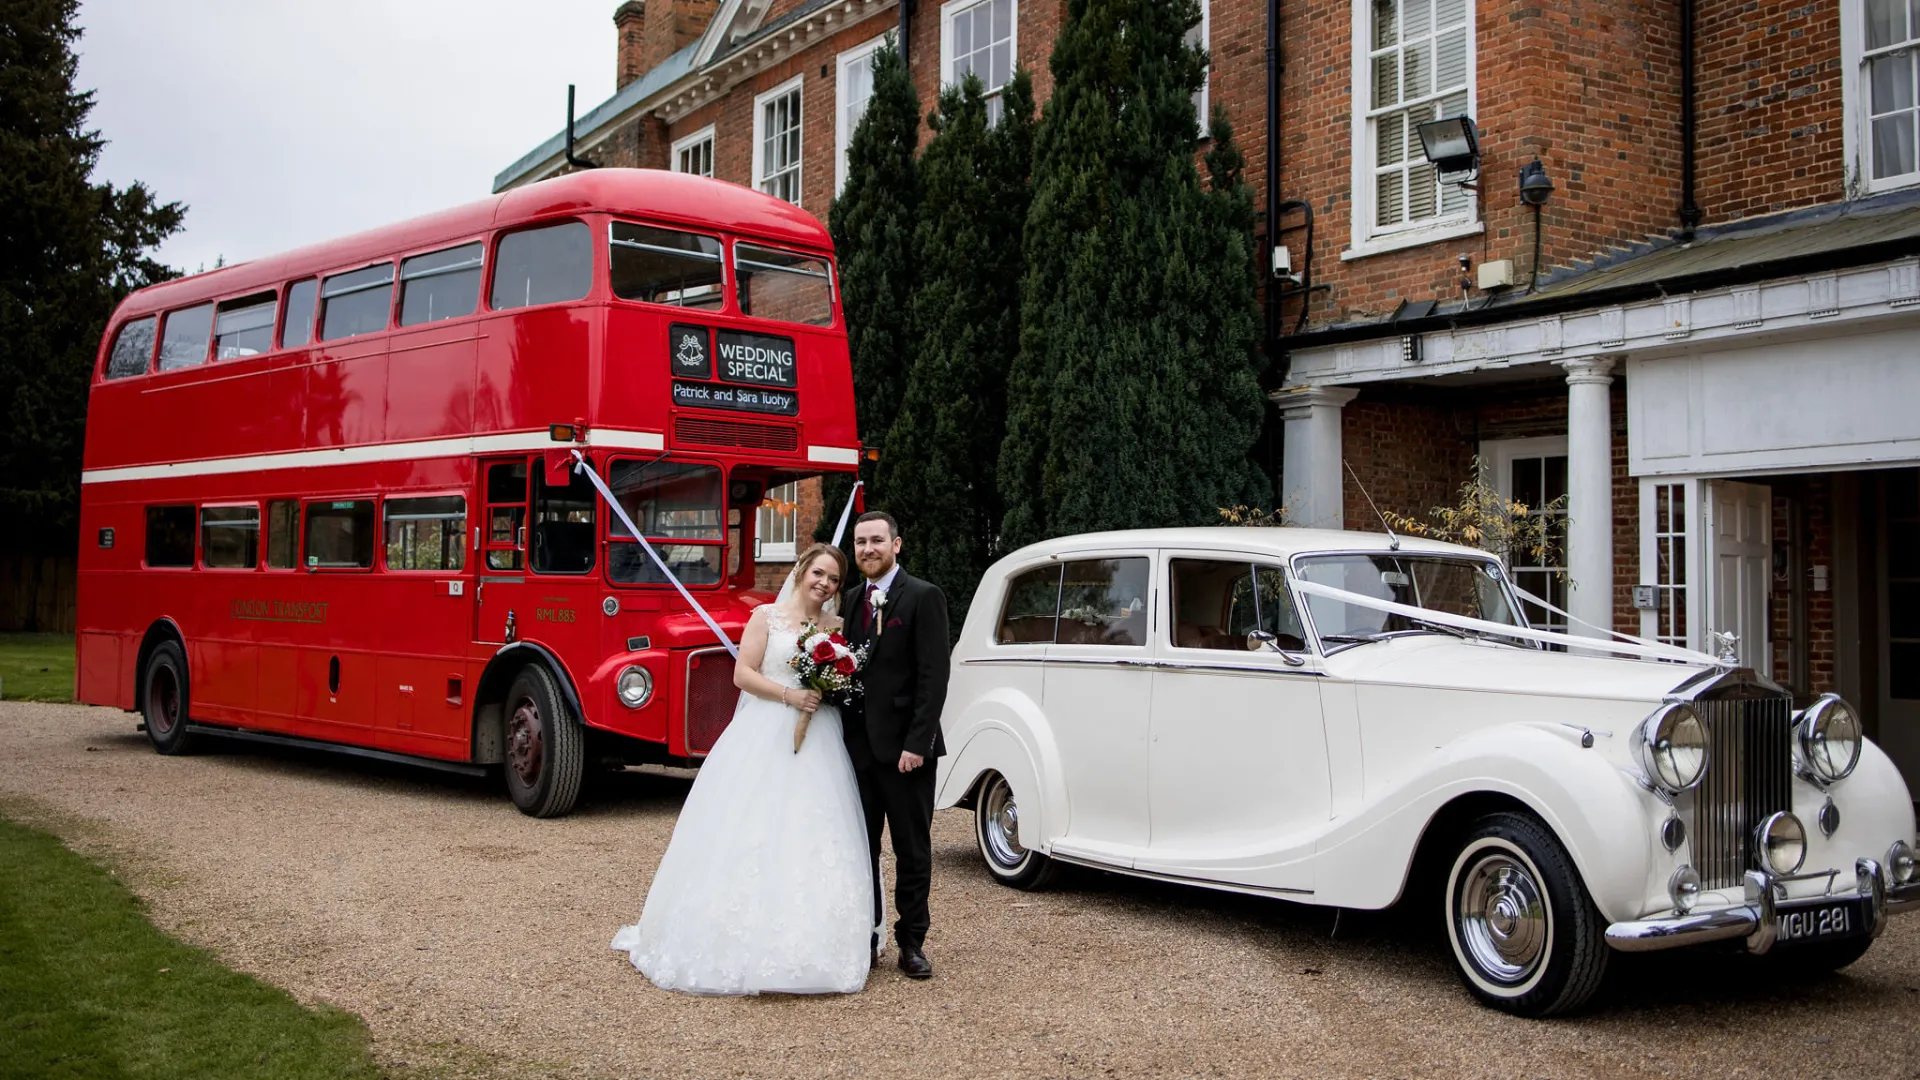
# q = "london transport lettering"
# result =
<box><xmin>229</xmin><ymin>598</ymin><xmax>330</xmax><ymax>624</ymax></box>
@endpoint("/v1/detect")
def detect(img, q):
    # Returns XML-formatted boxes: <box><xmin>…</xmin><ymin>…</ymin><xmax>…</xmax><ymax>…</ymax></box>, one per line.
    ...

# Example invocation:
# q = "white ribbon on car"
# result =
<box><xmin>570</xmin><ymin>449</ymin><xmax>737</xmax><ymax>658</ymax></box>
<box><xmin>1289</xmin><ymin>578</ymin><xmax>1722</xmax><ymax>666</ymax></box>
<box><xmin>829</xmin><ymin>479</ymin><xmax>865</xmax><ymax>547</ymax></box>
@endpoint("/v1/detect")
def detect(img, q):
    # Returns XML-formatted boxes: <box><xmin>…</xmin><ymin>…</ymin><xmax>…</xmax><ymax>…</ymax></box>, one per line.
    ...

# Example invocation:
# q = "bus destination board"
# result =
<box><xmin>672</xmin><ymin>379</ymin><xmax>798</xmax><ymax>416</ymax></box>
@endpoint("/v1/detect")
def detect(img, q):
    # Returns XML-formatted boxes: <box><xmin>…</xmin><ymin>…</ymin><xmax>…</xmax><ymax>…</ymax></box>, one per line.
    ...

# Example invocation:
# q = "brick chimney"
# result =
<box><xmin>617</xmin><ymin>0</ymin><xmax>720</xmax><ymax>88</ymax></box>
<box><xmin>615</xmin><ymin>2</ymin><xmax>648</xmax><ymax>89</ymax></box>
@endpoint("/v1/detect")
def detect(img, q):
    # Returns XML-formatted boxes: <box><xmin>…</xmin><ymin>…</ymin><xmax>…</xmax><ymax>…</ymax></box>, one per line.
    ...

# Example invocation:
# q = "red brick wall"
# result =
<box><xmin>1692</xmin><ymin>0</ymin><xmax>1845</xmax><ymax>221</ymax></box>
<box><xmin>1770</xmin><ymin>474</ymin><xmax>1837</xmax><ymax>698</ymax></box>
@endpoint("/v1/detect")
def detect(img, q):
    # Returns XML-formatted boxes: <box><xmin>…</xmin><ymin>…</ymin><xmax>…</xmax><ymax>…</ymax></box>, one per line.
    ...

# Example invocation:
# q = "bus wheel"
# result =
<box><xmin>142</xmin><ymin>640</ymin><xmax>196</xmax><ymax>756</ymax></box>
<box><xmin>503</xmin><ymin>664</ymin><xmax>584</xmax><ymax>818</ymax></box>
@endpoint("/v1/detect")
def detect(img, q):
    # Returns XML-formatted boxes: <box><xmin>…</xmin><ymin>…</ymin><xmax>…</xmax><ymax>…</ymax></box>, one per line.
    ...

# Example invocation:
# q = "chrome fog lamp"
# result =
<box><xmin>616</xmin><ymin>665</ymin><xmax>654</xmax><ymax>709</ymax></box>
<box><xmin>1669</xmin><ymin>865</ymin><xmax>1702</xmax><ymax>912</ymax></box>
<box><xmin>1889</xmin><ymin>841</ymin><xmax>1917</xmax><ymax>886</ymax></box>
<box><xmin>1794</xmin><ymin>693</ymin><xmax>1863</xmax><ymax>784</ymax></box>
<box><xmin>1755</xmin><ymin>812</ymin><xmax>1808</xmax><ymax>875</ymax></box>
<box><xmin>1635</xmin><ymin>703</ymin><xmax>1709</xmax><ymax>794</ymax></box>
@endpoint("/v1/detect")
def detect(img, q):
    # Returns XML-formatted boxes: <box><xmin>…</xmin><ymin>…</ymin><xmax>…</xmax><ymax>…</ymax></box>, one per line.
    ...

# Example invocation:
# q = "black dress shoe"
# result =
<box><xmin>897</xmin><ymin>946</ymin><xmax>932</xmax><ymax>980</ymax></box>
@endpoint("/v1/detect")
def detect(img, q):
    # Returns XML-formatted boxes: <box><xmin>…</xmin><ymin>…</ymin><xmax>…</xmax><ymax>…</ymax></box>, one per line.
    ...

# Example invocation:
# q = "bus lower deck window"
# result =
<box><xmin>304</xmin><ymin>500</ymin><xmax>375</xmax><ymax>569</ymax></box>
<box><xmin>385</xmin><ymin>495</ymin><xmax>466</xmax><ymax>571</ymax></box>
<box><xmin>266</xmin><ymin>500</ymin><xmax>298</xmax><ymax>569</ymax></box>
<box><xmin>144</xmin><ymin>506</ymin><xmax>196</xmax><ymax>567</ymax></box>
<box><xmin>201</xmin><ymin>505</ymin><xmax>261</xmax><ymax>569</ymax></box>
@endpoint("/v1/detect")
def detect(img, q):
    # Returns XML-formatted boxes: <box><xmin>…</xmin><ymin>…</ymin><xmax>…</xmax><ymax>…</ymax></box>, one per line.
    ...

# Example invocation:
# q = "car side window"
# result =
<box><xmin>1229</xmin><ymin>566</ymin><xmax>1308</xmax><ymax>650</ymax></box>
<box><xmin>996</xmin><ymin>565</ymin><xmax>1062</xmax><ymax>644</ymax></box>
<box><xmin>1057</xmin><ymin>558</ymin><xmax>1150</xmax><ymax>647</ymax></box>
<box><xmin>1170</xmin><ymin>559</ymin><xmax>1307</xmax><ymax>652</ymax></box>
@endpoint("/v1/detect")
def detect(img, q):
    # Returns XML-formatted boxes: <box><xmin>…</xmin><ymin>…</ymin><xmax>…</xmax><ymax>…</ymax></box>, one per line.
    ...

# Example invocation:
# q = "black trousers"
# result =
<box><xmin>855</xmin><ymin>759</ymin><xmax>937</xmax><ymax>951</ymax></box>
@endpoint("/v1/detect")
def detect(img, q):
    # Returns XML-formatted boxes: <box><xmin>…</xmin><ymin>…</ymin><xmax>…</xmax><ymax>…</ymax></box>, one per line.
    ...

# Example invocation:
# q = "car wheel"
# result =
<box><xmin>502</xmin><ymin>664</ymin><xmax>584</xmax><ymax>818</ymax></box>
<box><xmin>1765</xmin><ymin>936</ymin><xmax>1874</xmax><ymax>977</ymax></box>
<box><xmin>974</xmin><ymin>771</ymin><xmax>1057</xmax><ymax>890</ymax></box>
<box><xmin>141</xmin><ymin>640</ymin><xmax>196</xmax><ymax>756</ymax></box>
<box><xmin>1444</xmin><ymin>811</ymin><xmax>1609</xmax><ymax>1017</ymax></box>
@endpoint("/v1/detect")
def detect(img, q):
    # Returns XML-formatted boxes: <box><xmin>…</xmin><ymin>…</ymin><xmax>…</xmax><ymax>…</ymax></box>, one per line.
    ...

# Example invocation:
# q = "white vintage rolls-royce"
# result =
<box><xmin>935</xmin><ymin>527</ymin><xmax>1919</xmax><ymax>1016</ymax></box>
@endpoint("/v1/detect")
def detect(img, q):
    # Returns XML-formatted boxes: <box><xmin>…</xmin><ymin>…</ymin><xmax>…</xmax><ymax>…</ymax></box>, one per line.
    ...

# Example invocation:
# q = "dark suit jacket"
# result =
<box><xmin>842</xmin><ymin>569</ymin><xmax>950</xmax><ymax>766</ymax></box>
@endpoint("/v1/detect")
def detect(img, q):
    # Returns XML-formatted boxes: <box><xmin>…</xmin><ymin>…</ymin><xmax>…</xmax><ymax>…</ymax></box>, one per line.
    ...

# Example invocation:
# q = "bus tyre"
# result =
<box><xmin>141</xmin><ymin>640</ymin><xmax>196</xmax><ymax>756</ymax></box>
<box><xmin>503</xmin><ymin>664</ymin><xmax>584</xmax><ymax>818</ymax></box>
<box><xmin>1443</xmin><ymin>811</ymin><xmax>1609</xmax><ymax>1018</ymax></box>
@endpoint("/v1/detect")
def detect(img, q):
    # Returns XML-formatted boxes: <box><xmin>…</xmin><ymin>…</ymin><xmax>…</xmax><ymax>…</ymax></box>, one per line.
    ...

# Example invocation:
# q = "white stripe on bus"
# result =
<box><xmin>79</xmin><ymin>429</ymin><xmax>668</xmax><ymax>485</ymax></box>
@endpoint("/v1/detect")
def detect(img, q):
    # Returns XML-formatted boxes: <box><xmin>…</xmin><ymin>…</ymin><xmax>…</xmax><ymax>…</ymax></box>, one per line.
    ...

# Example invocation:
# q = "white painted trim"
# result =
<box><xmin>1191</xmin><ymin>0</ymin><xmax>1211</xmax><ymax>133</ymax></box>
<box><xmin>1348</xmin><ymin>0</ymin><xmax>1479</xmax><ymax>251</ymax></box>
<box><xmin>752</xmin><ymin>73</ymin><xmax>806</xmax><ymax>207</ymax></box>
<box><xmin>670</xmin><ymin>125</ymin><xmax>717</xmax><ymax>176</ymax></box>
<box><xmin>939</xmin><ymin>0</ymin><xmax>1019</xmax><ymax>99</ymax></box>
<box><xmin>807</xmin><ymin>444</ymin><xmax>861</xmax><ymax>464</ymax></box>
<box><xmin>1340</xmin><ymin>218</ymin><xmax>1484</xmax><ymax>261</ymax></box>
<box><xmin>1842</xmin><ymin>0</ymin><xmax>1920</xmax><ymax>194</ymax></box>
<box><xmin>836</xmin><ymin>34</ymin><xmax>890</xmax><ymax>194</ymax></box>
<box><xmin>79</xmin><ymin>429</ymin><xmax>665</xmax><ymax>486</ymax></box>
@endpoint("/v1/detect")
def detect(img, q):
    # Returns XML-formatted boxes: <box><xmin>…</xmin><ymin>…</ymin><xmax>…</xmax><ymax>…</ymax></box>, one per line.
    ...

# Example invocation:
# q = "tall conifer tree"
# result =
<box><xmin>998</xmin><ymin>0</ymin><xmax>1265</xmax><ymax>551</ymax></box>
<box><xmin>820</xmin><ymin>39</ymin><xmax>919</xmax><ymax>539</ymax></box>
<box><xmin>0</xmin><ymin>0</ymin><xmax>182</xmax><ymax>611</ymax></box>
<box><xmin>881</xmin><ymin>71</ymin><xmax>1035</xmax><ymax>638</ymax></box>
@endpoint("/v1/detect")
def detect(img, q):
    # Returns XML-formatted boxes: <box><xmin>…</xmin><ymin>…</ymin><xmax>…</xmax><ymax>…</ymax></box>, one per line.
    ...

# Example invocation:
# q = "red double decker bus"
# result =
<box><xmin>74</xmin><ymin>169</ymin><xmax>860</xmax><ymax>817</ymax></box>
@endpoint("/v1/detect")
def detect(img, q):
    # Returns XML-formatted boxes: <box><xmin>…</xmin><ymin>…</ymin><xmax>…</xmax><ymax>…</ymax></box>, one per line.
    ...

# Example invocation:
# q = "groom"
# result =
<box><xmin>843</xmin><ymin>511</ymin><xmax>948</xmax><ymax>980</ymax></box>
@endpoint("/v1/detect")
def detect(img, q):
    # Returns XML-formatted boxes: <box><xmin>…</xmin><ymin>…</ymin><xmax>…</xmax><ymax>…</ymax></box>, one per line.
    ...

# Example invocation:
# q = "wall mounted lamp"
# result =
<box><xmin>1416</xmin><ymin>115</ymin><xmax>1481</xmax><ymax>185</ymax></box>
<box><xmin>1518</xmin><ymin>157</ymin><xmax>1555</xmax><ymax>205</ymax></box>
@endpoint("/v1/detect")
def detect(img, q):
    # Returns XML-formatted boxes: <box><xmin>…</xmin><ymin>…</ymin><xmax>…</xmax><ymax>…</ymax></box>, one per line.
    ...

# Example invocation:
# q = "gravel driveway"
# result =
<box><xmin>5</xmin><ymin>700</ymin><xmax>1918</xmax><ymax>1080</ymax></box>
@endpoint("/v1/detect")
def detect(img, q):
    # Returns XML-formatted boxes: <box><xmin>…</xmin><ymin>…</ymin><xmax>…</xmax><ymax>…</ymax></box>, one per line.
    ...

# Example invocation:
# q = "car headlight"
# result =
<box><xmin>1794</xmin><ymin>693</ymin><xmax>1862</xmax><ymax>784</ymax></box>
<box><xmin>1889</xmin><ymin>841</ymin><xmax>1917</xmax><ymax>886</ymax></box>
<box><xmin>616</xmin><ymin>665</ymin><xmax>653</xmax><ymax>709</ymax></box>
<box><xmin>1755</xmin><ymin>811</ymin><xmax>1807</xmax><ymax>875</ymax></box>
<box><xmin>1634</xmin><ymin>703</ymin><xmax>1709</xmax><ymax>794</ymax></box>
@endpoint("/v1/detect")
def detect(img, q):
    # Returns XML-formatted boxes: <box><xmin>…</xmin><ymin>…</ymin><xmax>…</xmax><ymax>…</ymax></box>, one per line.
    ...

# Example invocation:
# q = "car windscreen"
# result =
<box><xmin>1293</xmin><ymin>554</ymin><xmax>1521</xmax><ymax>642</ymax></box>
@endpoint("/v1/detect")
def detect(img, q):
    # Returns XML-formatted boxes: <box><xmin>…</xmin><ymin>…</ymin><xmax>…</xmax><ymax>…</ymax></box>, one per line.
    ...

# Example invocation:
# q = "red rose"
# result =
<box><xmin>811</xmin><ymin>640</ymin><xmax>836</xmax><ymax>662</ymax></box>
<box><xmin>828</xmin><ymin>632</ymin><xmax>849</xmax><ymax>646</ymax></box>
<box><xmin>834</xmin><ymin>655</ymin><xmax>857</xmax><ymax>675</ymax></box>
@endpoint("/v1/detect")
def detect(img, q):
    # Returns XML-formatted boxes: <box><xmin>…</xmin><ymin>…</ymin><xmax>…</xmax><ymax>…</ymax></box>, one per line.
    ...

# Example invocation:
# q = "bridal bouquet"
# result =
<box><xmin>787</xmin><ymin>623</ymin><xmax>867</xmax><ymax>752</ymax></box>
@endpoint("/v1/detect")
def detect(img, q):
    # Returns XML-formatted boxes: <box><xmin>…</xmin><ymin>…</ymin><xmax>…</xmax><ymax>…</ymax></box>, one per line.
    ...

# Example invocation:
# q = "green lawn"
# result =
<box><xmin>0</xmin><ymin>816</ymin><xmax>387</xmax><ymax>1080</ymax></box>
<box><xmin>0</xmin><ymin>633</ymin><xmax>74</xmax><ymax>702</ymax></box>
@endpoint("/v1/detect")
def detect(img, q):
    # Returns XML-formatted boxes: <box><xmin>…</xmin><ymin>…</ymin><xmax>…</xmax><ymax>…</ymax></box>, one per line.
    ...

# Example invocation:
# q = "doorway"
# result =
<box><xmin>1876</xmin><ymin>468</ymin><xmax>1920</xmax><ymax>787</ymax></box>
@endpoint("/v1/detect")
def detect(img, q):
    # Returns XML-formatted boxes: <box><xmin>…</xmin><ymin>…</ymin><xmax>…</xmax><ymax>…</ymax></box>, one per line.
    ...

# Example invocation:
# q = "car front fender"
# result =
<box><xmin>936</xmin><ymin>686</ymin><xmax>1067</xmax><ymax>848</ymax></box>
<box><xmin>1312</xmin><ymin>724</ymin><xmax>1660</xmax><ymax>922</ymax></box>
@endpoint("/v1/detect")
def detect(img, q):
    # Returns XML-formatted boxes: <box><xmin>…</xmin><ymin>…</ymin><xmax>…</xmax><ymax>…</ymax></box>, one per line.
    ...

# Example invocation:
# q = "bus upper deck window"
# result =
<box><xmin>104</xmin><ymin>316</ymin><xmax>156</xmax><ymax>379</ymax></box>
<box><xmin>735</xmin><ymin>243</ymin><xmax>833</xmax><ymax>327</ymax></box>
<box><xmin>400</xmin><ymin>243</ymin><xmax>483</xmax><ymax>326</ymax></box>
<box><xmin>282</xmin><ymin>279</ymin><xmax>318</xmax><ymax>348</ymax></box>
<box><xmin>610</xmin><ymin>222</ymin><xmax>724</xmax><ymax>310</ymax></box>
<box><xmin>158</xmin><ymin>303</ymin><xmax>214</xmax><ymax>371</ymax></box>
<box><xmin>214</xmin><ymin>292</ymin><xmax>278</xmax><ymax>359</ymax></box>
<box><xmin>491</xmin><ymin>222</ymin><xmax>591</xmax><ymax>310</ymax></box>
<box><xmin>320</xmin><ymin>264</ymin><xmax>395</xmax><ymax>341</ymax></box>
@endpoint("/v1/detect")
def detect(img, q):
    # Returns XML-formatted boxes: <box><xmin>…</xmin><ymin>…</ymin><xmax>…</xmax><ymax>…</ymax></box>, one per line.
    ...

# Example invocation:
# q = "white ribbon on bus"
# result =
<box><xmin>1288</xmin><ymin>578</ymin><xmax>1723</xmax><ymax>666</ymax></box>
<box><xmin>571</xmin><ymin>450</ymin><xmax>738</xmax><ymax>658</ymax></box>
<box><xmin>829</xmin><ymin>479</ymin><xmax>864</xmax><ymax>547</ymax></box>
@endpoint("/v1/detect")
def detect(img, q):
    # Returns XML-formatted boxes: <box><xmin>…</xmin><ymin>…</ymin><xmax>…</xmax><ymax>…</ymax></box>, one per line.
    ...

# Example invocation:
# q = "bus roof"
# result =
<box><xmin>114</xmin><ymin>169</ymin><xmax>831</xmax><ymax>320</ymax></box>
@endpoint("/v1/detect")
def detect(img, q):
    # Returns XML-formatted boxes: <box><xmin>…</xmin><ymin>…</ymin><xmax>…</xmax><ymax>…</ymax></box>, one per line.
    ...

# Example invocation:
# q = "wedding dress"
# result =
<box><xmin>611</xmin><ymin>603</ymin><xmax>871</xmax><ymax>995</ymax></box>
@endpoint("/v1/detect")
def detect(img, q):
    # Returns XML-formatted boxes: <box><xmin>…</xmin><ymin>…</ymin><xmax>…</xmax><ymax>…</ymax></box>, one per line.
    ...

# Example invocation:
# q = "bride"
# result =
<box><xmin>611</xmin><ymin>542</ymin><xmax>871</xmax><ymax>994</ymax></box>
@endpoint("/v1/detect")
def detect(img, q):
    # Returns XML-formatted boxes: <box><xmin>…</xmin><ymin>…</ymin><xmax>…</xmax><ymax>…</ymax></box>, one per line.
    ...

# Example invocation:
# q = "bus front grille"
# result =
<box><xmin>673</xmin><ymin>416</ymin><xmax>799</xmax><ymax>453</ymax></box>
<box><xmin>683</xmin><ymin>647</ymin><xmax>738</xmax><ymax>756</ymax></box>
<box><xmin>1690</xmin><ymin>693</ymin><xmax>1794</xmax><ymax>889</ymax></box>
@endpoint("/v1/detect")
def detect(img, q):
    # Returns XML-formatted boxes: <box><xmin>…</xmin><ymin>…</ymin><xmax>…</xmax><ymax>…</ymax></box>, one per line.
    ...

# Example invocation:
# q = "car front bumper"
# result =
<box><xmin>1604</xmin><ymin>858</ymin><xmax>1919</xmax><ymax>954</ymax></box>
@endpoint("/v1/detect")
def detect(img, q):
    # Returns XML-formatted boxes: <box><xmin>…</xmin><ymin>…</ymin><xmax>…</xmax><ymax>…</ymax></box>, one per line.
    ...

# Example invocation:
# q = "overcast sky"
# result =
<box><xmin>76</xmin><ymin>0</ymin><xmax>620</xmax><ymax>274</ymax></box>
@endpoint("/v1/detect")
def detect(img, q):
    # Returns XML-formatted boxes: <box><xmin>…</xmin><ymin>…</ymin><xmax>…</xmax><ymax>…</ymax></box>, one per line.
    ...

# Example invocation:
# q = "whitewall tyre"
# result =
<box><xmin>974</xmin><ymin>772</ymin><xmax>1057</xmax><ymax>890</ymax></box>
<box><xmin>1444</xmin><ymin>811</ymin><xmax>1609</xmax><ymax>1017</ymax></box>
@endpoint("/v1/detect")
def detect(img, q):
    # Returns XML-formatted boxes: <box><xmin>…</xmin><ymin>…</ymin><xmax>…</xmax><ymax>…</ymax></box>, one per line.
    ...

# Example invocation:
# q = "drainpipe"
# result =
<box><xmin>1678</xmin><ymin>0</ymin><xmax>1700</xmax><ymax>238</ymax></box>
<box><xmin>899</xmin><ymin>0</ymin><xmax>913</xmax><ymax>63</ymax></box>
<box><xmin>566</xmin><ymin>84</ymin><xmax>599</xmax><ymax>170</ymax></box>
<box><xmin>1265</xmin><ymin>0</ymin><xmax>1282</xmax><ymax>358</ymax></box>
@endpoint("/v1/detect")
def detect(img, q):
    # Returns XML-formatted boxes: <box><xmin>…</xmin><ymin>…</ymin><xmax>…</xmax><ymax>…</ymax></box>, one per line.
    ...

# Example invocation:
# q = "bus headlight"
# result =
<box><xmin>1794</xmin><ymin>693</ymin><xmax>1862</xmax><ymax>784</ymax></box>
<box><xmin>616</xmin><ymin>665</ymin><xmax>653</xmax><ymax>709</ymax></box>
<box><xmin>1634</xmin><ymin>703</ymin><xmax>1709</xmax><ymax>794</ymax></box>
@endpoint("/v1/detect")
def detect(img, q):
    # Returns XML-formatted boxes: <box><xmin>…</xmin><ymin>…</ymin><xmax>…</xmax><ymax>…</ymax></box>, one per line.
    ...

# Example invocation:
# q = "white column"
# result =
<box><xmin>1562</xmin><ymin>358</ymin><xmax>1617</xmax><ymax>640</ymax></box>
<box><xmin>1273</xmin><ymin>386</ymin><xmax>1360</xmax><ymax>530</ymax></box>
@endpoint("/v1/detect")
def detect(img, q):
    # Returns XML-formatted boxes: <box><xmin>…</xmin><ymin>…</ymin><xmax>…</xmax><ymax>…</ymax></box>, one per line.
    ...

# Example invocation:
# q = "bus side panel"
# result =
<box><xmin>76</xmin><ymin>631</ymin><xmax>126</xmax><ymax>709</ymax></box>
<box><xmin>476</xmin><ymin>308</ymin><xmax>591</xmax><ymax>433</ymax></box>
<box><xmin>385</xmin><ymin>325</ymin><xmax>476</xmax><ymax>443</ymax></box>
<box><xmin>305</xmin><ymin>339</ymin><xmax>389</xmax><ymax>449</ymax></box>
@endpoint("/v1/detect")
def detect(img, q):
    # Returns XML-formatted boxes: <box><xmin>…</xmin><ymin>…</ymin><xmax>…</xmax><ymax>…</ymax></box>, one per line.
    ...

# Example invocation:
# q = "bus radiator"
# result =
<box><xmin>683</xmin><ymin>647</ymin><xmax>739</xmax><ymax>756</ymax></box>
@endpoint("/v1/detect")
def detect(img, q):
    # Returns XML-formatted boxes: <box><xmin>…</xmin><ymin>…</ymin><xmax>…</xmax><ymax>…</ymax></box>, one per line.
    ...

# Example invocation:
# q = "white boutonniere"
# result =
<box><xmin>870</xmin><ymin>586</ymin><xmax>889</xmax><ymax>636</ymax></box>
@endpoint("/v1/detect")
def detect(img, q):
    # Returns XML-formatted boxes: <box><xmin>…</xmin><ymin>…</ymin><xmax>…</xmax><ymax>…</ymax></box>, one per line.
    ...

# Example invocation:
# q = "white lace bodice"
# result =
<box><xmin>757</xmin><ymin>604</ymin><xmax>842</xmax><ymax>690</ymax></box>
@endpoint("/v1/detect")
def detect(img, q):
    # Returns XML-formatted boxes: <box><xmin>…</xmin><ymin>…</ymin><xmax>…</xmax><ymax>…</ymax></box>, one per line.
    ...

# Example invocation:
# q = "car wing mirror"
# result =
<box><xmin>1246</xmin><ymin>630</ymin><xmax>1307</xmax><ymax>667</ymax></box>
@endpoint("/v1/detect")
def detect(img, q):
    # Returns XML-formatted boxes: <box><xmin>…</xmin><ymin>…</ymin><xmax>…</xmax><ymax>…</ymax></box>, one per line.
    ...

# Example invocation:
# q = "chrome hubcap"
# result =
<box><xmin>507</xmin><ymin>699</ymin><xmax>544</xmax><ymax>788</ymax></box>
<box><xmin>980</xmin><ymin>777</ymin><xmax>1027</xmax><ymax>869</ymax></box>
<box><xmin>1457</xmin><ymin>853</ymin><xmax>1548</xmax><ymax>984</ymax></box>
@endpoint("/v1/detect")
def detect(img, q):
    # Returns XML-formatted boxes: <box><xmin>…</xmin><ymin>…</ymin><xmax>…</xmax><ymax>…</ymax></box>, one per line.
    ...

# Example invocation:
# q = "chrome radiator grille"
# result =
<box><xmin>1690</xmin><ymin>694</ymin><xmax>1794</xmax><ymax>889</ymax></box>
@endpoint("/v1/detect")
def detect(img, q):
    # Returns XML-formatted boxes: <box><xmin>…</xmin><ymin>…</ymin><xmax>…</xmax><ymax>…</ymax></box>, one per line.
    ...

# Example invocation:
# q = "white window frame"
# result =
<box><xmin>1841</xmin><ymin>0</ymin><xmax>1920</xmax><ymax>194</ymax></box>
<box><xmin>1637</xmin><ymin>476</ymin><xmax>1707</xmax><ymax>653</ymax></box>
<box><xmin>671</xmin><ymin>125</ymin><xmax>716</xmax><ymax>177</ymax></box>
<box><xmin>1344</xmin><ymin>0</ymin><xmax>1481</xmax><ymax>260</ymax></box>
<box><xmin>757</xmin><ymin>481</ymin><xmax>800</xmax><ymax>562</ymax></box>
<box><xmin>836</xmin><ymin>34</ymin><xmax>890</xmax><ymax>194</ymax></box>
<box><xmin>1189</xmin><ymin>0</ymin><xmax>1211</xmax><ymax>136</ymax></box>
<box><xmin>752</xmin><ymin>74</ymin><xmax>805</xmax><ymax>207</ymax></box>
<box><xmin>940</xmin><ymin>0</ymin><xmax>1019</xmax><ymax>123</ymax></box>
<box><xmin>1482</xmin><ymin>437</ymin><xmax>1570</xmax><ymax>640</ymax></box>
